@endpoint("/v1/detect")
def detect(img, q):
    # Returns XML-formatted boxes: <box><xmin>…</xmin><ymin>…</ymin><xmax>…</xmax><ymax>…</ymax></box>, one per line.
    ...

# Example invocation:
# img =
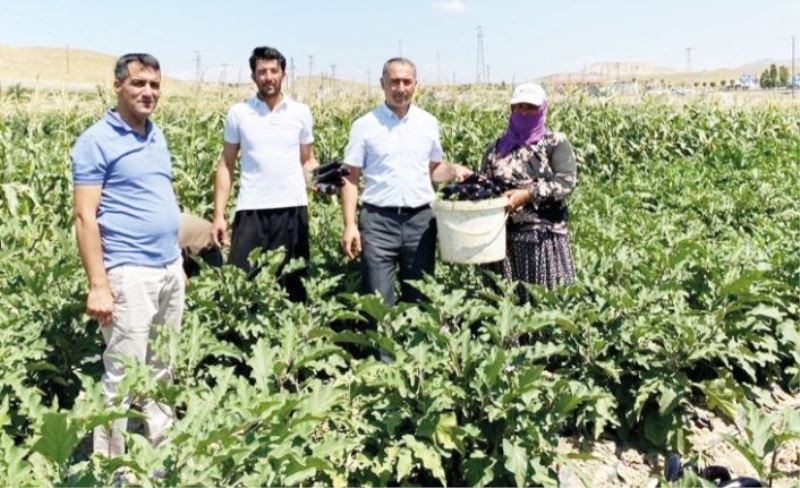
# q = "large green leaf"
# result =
<box><xmin>434</xmin><ymin>412</ymin><xmax>464</xmax><ymax>453</ymax></box>
<box><xmin>31</xmin><ymin>412</ymin><xmax>79</xmax><ymax>467</ymax></box>
<box><xmin>405</xmin><ymin>436</ymin><xmax>447</xmax><ymax>486</ymax></box>
<box><xmin>463</xmin><ymin>453</ymin><xmax>495</xmax><ymax>487</ymax></box>
<box><xmin>395</xmin><ymin>448</ymin><xmax>414</xmax><ymax>483</ymax></box>
<box><xmin>503</xmin><ymin>439</ymin><xmax>528</xmax><ymax>488</ymax></box>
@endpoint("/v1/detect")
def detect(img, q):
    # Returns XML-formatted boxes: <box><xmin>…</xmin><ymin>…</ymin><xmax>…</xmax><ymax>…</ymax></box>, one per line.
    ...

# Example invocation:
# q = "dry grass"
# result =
<box><xmin>0</xmin><ymin>44</ymin><xmax>116</xmax><ymax>89</ymax></box>
<box><xmin>0</xmin><ymin>44</ymin><xmax>190</xmax><ymax>92</ymax></box>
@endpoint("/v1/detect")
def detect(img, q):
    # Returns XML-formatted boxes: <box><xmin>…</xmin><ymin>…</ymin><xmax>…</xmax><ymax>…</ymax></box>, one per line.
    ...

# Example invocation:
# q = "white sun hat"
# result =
<box><xmin>509</xmin><ymin>83</ymin><xmax>547</xmax><ymax>106</ymax></box>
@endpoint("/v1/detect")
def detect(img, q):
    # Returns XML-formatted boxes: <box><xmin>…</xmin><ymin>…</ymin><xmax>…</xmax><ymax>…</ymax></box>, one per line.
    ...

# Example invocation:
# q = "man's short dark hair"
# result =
<box><xmin>249</xmin><ymin>46</ymin><xmax>286</xmax><ymax>73</ymax></box>
<box><xmin>381</xmin><ymin>57</ymin><xmax>417</xmax><ymax>80</ymax></box>
<box><xmin>114</xmin><ymin>53</ymin><xmax>160</xmax><ymax>81</ymax></box>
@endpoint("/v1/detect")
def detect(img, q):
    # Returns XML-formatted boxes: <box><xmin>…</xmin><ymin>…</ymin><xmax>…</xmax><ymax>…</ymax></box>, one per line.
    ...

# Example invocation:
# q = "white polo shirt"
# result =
<box><xmin>223</xmin><ymin>95</ymin><xmax>314</xmax><ymax>211</ymax></box>
<box><xmin>344</xmin><ymin>103</ymin><xmax>444</xmax><ymax>208</ymax></box>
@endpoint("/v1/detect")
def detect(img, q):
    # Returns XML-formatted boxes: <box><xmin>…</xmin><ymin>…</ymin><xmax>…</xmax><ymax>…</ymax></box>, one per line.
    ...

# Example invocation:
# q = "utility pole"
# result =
<box><xmin>475</xmin><ymin>25</ymin><xmax>486</xmax><ymax>84</ymax></box>
<box><xmin>65</xmin><ymin>44</ymin><xmax>70</xmax><ymax>75</ymax></box>
<box><xmin>436</xmin><ymin>52</ymin><xmax>442</xmax><ymax>85</ymax></box>
<box><xmin>685</xmin><ymin>47</ymin><xmax>694</xmax><ymax>72</ymax></box>
<box><xmin>308</xmin><ymin>55</ymin><xmax>314</xmax><ymax>81</ymax></box>
<box><xmin>193</xmin><ymin>50</ymin><xmax>201</xmax><ymax>82</ymax></box>
<box><xmin>330</xmin><ymin>64</ymin><xmax>336</xmax><ymax>93</ymax></box>
<box><xmin>486</xmin><ymin>65</ymin><xmax>491</xmax><ymax>85</ymax></box>
<box><xmin>289</xmin><ymin>57</ymin><xmax>296</xmax><ymax>95</ymax></box>
<box><xmin>789</xmin><ymin>36</ymin><xmax>795</xmax><ymax>98</ymax></box>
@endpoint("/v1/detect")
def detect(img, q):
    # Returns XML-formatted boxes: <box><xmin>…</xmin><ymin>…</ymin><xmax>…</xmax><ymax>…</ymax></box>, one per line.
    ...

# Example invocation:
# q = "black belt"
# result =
<box><xmin>363</xmin><ymin>202</ymin><xmax>430</xmax><ymax>215</ymax></box>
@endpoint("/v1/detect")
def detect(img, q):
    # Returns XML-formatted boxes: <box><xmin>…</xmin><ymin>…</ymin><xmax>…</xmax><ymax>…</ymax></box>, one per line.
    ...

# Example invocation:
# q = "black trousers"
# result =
<box><xmin>359</xmin><ymin>204</ymin><xmax>436</xmax><ymax>306</ymax></box>
<box><xmin>182</xmin><ymin>247</ymin><xmax>224</xmax><ymax>278</ymax></box>
<box><xmin>228</xmin><ymin>206</ymin><xmax>309</xmax><ymax>302</ymax></box>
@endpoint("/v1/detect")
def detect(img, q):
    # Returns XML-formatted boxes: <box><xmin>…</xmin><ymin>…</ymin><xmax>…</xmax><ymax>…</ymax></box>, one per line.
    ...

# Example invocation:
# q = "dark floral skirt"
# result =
<box><xmin>486</xmin><ymin>228</ymin><xmax>575</xmax><ymax>298</ymax></box>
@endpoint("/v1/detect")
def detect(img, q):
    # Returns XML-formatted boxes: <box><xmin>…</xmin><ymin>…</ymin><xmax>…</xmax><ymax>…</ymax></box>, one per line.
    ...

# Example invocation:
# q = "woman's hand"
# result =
<box><xmin>504</xmin><ymin>188</ymin><xmax>532</xmax><ymax>213</ymax></box>
<box><xmin>451</xmin><ymin>164</ymin><xmax>473</xmax><ymax>182</ymax></box>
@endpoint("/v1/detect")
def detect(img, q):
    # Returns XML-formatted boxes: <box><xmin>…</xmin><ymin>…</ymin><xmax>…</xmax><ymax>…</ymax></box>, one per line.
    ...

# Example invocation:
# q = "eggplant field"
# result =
<box><xmin>2</xmin><ymin>89</ymin><xmax>800</xmax><ymax>486</ymax></box>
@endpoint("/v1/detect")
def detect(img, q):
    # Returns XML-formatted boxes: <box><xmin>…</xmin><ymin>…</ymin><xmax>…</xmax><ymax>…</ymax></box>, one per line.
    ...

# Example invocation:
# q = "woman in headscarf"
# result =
<box><xmin>480</xmin><ymin>83</ymin><xmax>577</xmax><ymax>296</ymax></box>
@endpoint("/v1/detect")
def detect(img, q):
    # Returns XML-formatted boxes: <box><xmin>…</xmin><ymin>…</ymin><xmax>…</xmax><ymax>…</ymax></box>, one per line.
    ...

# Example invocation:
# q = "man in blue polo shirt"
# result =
<box><xmin>71</xmin><ymin>53</ymin><xmax>183</xmax><ymax>457</ymax></box>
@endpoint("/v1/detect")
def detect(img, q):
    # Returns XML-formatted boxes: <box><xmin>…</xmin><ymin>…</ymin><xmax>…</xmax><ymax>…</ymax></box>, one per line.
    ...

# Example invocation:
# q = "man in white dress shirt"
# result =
<box><xmin>340</xmin><ymin>57</ymin><xmax>471</xmax><ymax>305</ymax></box>
<box><xmin>211</xmin><ymin>46</ymin><xmax>317</xmax><ymax>302</ymax></box>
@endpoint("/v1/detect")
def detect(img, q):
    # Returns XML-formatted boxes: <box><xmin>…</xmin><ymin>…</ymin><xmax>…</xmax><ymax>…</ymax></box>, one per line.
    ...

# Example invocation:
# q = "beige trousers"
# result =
<box><xmin>93</xmin><ymin>259</ymin><xmax>185</xmax><ymax>457</ymax></box>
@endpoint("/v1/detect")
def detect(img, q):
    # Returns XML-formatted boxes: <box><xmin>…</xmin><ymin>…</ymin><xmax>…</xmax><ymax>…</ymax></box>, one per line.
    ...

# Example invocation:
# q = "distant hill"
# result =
<box><xmin>538</xmin><ymin>59</ymin><xmax>796</xmax><ymax>85</ymax></box>
<box><xmin>660</xmin><ymin>59</ymin><xmax>795</xmax><ymax>85</ymax></box>
<box><xmin>539</xmin><ymin>62</ymin><xmax>677</xmax><ymax>84</ymax></box>
<box><xmin>2</xmin><ymin>44</ymin><xmax>795</xmax><ymax>91</ymax></box>
<box><xmin>0</xmin><ymin>45</ymin><xmax>186</xmax><ymax>91</ymax></box>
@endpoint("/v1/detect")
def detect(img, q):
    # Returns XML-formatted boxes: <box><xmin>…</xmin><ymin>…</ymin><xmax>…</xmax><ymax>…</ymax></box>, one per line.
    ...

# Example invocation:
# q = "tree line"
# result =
<box><xmin>759</xmin><ymin>63</ymin><xmax>792</xmax><ymax>88</ymax></box>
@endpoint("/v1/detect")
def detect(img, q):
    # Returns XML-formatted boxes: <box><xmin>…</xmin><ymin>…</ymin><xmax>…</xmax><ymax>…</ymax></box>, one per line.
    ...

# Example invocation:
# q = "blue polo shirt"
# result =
<box><xmin>71</xmin><ymin>109</ymin><xmax>180</xmax><ymax>270</ymax></box>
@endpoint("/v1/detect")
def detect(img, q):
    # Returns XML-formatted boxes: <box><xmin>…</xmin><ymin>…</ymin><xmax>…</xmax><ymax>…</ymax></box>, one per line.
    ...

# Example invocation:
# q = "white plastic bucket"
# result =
<box><xmin>432</xmin><ymin>197</ymin><xmax>508</xmax><ymax>264</ymax></box>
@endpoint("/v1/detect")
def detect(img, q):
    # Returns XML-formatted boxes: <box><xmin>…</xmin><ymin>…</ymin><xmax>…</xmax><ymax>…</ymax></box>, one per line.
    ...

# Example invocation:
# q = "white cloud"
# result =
<box><xmin>434</xmin><ymin>0</ymin><xmax>467</xmax><ymax>14</ymax></box>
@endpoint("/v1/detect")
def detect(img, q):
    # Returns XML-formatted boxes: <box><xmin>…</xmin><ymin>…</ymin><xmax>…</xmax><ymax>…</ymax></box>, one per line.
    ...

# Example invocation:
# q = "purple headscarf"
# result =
<box><xmin>495</xmin><ymin>101</ymin><xmax>548</xmax><ymax>158</ymax></box>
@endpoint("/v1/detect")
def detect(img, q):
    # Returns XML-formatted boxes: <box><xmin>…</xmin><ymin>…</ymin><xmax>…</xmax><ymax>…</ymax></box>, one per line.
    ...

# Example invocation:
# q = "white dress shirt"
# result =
<box><xmin>344</xmin><ymin>103</ymin><xmax>444</xmax><ymax>207</ymax></box>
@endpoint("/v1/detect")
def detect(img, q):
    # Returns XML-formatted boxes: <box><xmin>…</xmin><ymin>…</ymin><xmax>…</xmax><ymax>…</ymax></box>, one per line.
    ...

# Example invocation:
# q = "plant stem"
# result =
<box><xmin>768</xmin><ymin>446</ymin><xmax>778</xmax><ymax>488</ymax></box>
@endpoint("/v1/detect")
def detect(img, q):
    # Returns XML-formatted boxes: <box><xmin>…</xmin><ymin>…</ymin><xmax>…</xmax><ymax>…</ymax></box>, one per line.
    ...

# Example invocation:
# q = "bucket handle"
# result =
<box><xmin>439</xmin><ymin>212</ymin><xmax>509</xmax><ymax>236</ymax></box>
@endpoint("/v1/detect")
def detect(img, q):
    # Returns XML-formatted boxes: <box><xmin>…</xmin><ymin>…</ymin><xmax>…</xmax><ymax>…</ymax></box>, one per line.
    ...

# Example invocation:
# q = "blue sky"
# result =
<box><xmin>2</xmin><ymin>0</ymin><xmax>798</xmax><ymax>83</ymax></box>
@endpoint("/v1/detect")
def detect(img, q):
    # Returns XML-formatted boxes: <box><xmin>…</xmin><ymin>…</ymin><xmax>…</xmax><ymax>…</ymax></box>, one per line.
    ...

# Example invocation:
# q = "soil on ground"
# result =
<box><xmin>556</xmin><ymin>387</ymin><xmax>800</xmax><ymax>487</ymax></box>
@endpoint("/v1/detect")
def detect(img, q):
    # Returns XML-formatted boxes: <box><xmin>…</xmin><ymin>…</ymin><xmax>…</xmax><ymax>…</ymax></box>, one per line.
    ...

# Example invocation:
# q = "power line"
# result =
<box><xmin>193</xmin><ymin>51</ymin><xmax>201</xmax><ymax>82</ymax></box>
<box><xmin>476</xmin><ymin>25</ymin><xmax>486</xmax><ymax>84</ymax></box>
<box><xmin>437</xmin><ymin>52</ymin><xmax>442</xmax><ymax>84</ymax></box>
<box><xmin>777</xmin><ymin>34</ymin><xmax>797</xmax><ymax>95</ymax></box>
<box><xmin>289</xmin><ymin>57</ymin><xmax>296</xmax><ymax>94</ymax></box>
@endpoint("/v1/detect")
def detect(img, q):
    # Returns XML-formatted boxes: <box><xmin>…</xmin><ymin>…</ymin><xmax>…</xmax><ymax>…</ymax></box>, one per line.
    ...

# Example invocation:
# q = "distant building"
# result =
<box><xmin>605</xmin><ymin>81</ymin><xmax>641</xmax><ymax>96</ymax></box>
<box><xmin>736</xmin><ymin>73</ymin><xmax>759</xmax><ymax>89</ymax></box>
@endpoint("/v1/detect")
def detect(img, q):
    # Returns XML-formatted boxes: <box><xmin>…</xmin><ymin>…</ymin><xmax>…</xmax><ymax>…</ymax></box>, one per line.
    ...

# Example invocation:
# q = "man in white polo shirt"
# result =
<box><xmin>340</xmin><ymin>57</ymin><xmax>471</xmax><ymax>305</ymax></box>
<box><xmin>211</xmin><ymin>46</ymin><xmax>317</xmax><ymax>302</ymax></box>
